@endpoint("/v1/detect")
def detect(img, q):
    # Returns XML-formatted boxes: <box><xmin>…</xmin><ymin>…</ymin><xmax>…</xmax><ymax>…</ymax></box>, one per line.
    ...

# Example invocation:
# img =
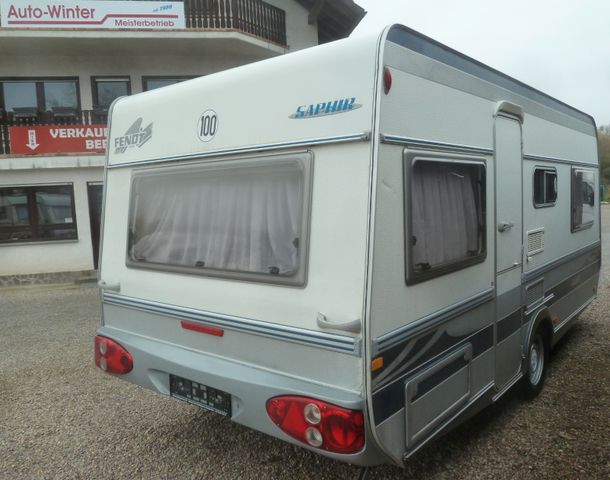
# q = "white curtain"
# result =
<box><xmin>130</xmin><ymin>161</ymin><xmax>303</xmax><ymax>276</ymax></box>
<box><xmin>411</xmin><ymin>162</ymin><xmax>483</xmax><ymax>271</ymax></box>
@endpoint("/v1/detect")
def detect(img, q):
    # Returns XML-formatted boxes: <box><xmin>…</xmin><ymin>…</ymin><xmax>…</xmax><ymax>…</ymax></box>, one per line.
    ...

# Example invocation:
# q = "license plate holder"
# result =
<box><xmin>169</xmin><ymin>374</ymin><xmax>232</xmax><ymax>417</ymax></box>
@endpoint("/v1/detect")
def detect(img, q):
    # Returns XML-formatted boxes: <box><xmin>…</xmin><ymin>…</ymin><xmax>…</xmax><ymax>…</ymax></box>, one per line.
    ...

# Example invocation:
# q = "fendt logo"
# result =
<box><xmin>114</xmin><ymin>118</ymin><xmax>153</xmax><ymax>154</ymax></box>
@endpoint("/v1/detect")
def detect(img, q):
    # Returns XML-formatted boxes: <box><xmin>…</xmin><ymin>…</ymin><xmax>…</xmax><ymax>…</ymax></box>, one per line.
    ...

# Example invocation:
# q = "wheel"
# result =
<box><xmin>521</xmin><ymin>326</ymin><xmax>549</xmax><ymax>399</ymax></box>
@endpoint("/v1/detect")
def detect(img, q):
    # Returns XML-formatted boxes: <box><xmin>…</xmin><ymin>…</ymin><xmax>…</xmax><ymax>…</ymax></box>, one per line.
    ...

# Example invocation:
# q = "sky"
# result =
<box><xmin>351</xmin><ymin>0</ymin><xmax>610</xmax><ymax>127</ymax></box>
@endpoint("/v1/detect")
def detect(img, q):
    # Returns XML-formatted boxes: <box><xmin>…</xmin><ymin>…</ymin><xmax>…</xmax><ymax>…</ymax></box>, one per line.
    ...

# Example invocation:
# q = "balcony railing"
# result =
<box><xmin>0</xmin><ymin>109</ymin><xmax>107</xmax><ymax>156</ymax></box>
<box><xmin>184</xmin><ymin>0</ymin><xmax>286</xmax><ymax>46</ymax></box>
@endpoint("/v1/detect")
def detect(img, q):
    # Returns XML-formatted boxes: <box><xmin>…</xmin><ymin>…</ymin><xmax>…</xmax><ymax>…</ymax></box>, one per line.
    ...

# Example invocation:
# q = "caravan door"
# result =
<box><xmin>494</xmin><ymin>113</ymin><xmax>524</xmax><ymax>391</ymax></box>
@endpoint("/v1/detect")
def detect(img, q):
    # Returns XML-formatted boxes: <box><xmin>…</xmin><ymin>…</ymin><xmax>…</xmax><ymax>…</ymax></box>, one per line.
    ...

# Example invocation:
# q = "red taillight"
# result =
<box><xmin>266</xmin><ymin>395</ymin><xmax>365</xmax><ymax>454</ymax></box>
<box><xmin>94</xmin><ymin>335</ymin><xmax>133</xmax><ymax>374</ymax></box>
<box><xmin>383</xmin><ymin>66</ymin><xmax>392</xmax><ymax>94</ymax></box>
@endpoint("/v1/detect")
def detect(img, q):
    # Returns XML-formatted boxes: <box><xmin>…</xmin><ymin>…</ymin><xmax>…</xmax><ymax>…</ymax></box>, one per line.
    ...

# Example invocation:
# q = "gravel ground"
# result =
<box><xmin>1</xmin><ymin>212</ymin><xmax>609</xmax><ymax>479</ymax></box>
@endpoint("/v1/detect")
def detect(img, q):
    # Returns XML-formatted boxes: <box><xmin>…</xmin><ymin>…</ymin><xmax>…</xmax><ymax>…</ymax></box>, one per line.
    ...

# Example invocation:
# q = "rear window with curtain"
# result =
<box><xmin>405</xmin><ymin>154</ymin><xmax>486</xmax><ymax>284</ymax></box>
<box><xmin>127</xmin><ymin>154</ymin><xmax>312</xmax><ymax>285</ymax></box>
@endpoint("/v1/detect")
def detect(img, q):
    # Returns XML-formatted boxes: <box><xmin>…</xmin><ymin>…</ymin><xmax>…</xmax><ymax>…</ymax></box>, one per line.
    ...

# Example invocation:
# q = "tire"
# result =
<box><xmin>521</xmin><ymin>326</ymin><xmax>549</xmax><ymax>399</ymax></box>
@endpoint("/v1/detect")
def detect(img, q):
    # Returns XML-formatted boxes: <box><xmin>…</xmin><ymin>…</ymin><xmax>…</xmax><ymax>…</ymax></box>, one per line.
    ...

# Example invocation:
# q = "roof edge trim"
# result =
<box><xmin>386</xmin><ymin>25</ymin><xmax>595</xmax><ymax>128</ymax></box>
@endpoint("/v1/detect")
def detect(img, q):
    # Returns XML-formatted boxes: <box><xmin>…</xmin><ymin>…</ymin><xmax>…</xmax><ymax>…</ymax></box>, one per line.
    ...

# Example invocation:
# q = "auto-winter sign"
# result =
<box><xmin>0</xmin><ymin>1</ymin><xmax>185</xmax><ymax>29</ymax></box>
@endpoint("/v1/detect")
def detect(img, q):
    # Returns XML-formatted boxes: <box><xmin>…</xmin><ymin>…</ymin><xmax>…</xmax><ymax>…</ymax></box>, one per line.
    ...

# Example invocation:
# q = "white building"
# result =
<box><xmin>0</xmin><ymin>0</ymin><xmax>365</xmax><ymax>285</ymax></box>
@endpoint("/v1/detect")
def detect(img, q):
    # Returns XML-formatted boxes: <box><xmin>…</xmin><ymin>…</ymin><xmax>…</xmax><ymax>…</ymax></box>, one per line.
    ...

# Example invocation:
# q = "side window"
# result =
<box><xmin>571</xmin><ymin>168</ymin><xmax>595</xmax><ymax>232</ymax></box>
<box><xmin>405</xmin><ymin>153</ymin><xmax>486</xmax><ymax>284</ymax></box>
<box><xmin>533</xmin><ymin>167</ymin><xmax>557</xmax><ymax>207</ymax></box>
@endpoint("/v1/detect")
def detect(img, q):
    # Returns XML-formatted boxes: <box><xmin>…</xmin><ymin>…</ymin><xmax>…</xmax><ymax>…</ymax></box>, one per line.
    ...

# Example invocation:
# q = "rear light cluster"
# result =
<box><xmin>266</xmin><ymin>395</ymin><xmax>365</xmax><ymax>454</ymax></box>
<box><xmin>94</xmin><ymin>335</ymin><xmax>133</xmax><ymax>374</ymax></box>
<box><xmin>383</xmin><ymin>66</ymin><xmax>393</xmax><ymax>94</ymax></box>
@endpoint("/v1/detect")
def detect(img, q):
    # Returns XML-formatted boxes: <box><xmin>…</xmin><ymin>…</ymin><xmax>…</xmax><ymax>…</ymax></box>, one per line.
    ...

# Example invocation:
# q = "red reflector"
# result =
<box><xmin>181</xmin><ymin>321</ymin><xmax>224</xmax><ymax>337</ymax></box>
<box><xmin>94</xmin><ymin>335</ymin><xmax>133</xmax><ymax>374</ymax></box>
<box><xmin>383</xmin><ymin>66</ymin><xmax>392</xmax><ymax>94</ymax></box>
<box><xmin>266</xmin><ymin>395</ymin><xmax>364</xmax><ymax>454</ymax></box>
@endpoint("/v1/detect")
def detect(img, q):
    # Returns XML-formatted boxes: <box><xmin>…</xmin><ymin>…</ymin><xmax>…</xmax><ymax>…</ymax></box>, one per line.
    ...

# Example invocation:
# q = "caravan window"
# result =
<box><xmin>533</xmin><ymin>167</ymin><xmax>557</xmax><ymax>207</ymax></box>
<box><xmin>571</xmin><ymin>168</ymin><xmax>595</xmax><ymax>232</ymax></box>
<box><xmin>127</xmin><ymin>154</ymin><xmax>312</xmax><ymax>285</ymax></box>
<box><xmin>405</xmin><ymin>155</ymin><xmax>486</xmax><ymax>284</ymax></box>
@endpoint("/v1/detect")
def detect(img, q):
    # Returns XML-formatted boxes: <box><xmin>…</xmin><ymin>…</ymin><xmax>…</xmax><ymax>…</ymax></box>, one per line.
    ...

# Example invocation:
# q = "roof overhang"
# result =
<box><xmin>296</xmin><ymin>0</ymin><xmax>366</xmax><ymax>43</ymax></box>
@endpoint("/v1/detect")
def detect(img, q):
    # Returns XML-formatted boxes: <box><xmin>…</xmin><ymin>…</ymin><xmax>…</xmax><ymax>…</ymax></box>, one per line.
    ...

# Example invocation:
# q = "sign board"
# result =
<box><xmin>0</xmin><ymin>1</ymin><xmax>185</xmax><ymax>30</ymax></box>
<box><xmin>9</xmin><ymin>125</ymin><xmax>108</xmax><ymax>155</ymax></box>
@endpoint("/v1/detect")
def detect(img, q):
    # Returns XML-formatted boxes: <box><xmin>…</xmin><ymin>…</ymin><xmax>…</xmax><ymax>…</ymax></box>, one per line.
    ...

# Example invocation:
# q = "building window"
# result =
<box><xmin>3</xmin><ymin>81</ymin><xmax>37</xmax><ymax>112</ymax></box>
<box><xmin>571</xmin><ymin>168</ymin><xmax>595</xmax><ymax>232</ymax></box>
<box><xmin>406</xmin><ymin>154</ymin><xmax>486</xmax><ymax>284</ymax></box>
<box><xmin>0</xmin><ymin>78</ymin><xmax>79</xmax><ymax>120</ymax></box>
<box><xmin>142</xmin><ymin>76</ymin><xmax>193</xmax><ymax>91</ymax></box>
<box><xmin>533</xmin><ymin>167</ymin><xmax>557</xmax><ymax>207</ymax></box>
<box><xmin>44</xmin><ymin>81</ymin><xmax>79</xmax><ymax>110</ymax></box>
<box><xmin>127</xmin><ymin>154</ymin><xmax>313</xmax><ymax>286</ymax></box>
<box><xmin>0</xmin><ymin>184</ymin><xmax>77</xmax><ymax>244</ymax></box>
<box><xmin>92</xmin><ymin>77</ymin><xmax>131</xmax><ymax>109</ymax></box>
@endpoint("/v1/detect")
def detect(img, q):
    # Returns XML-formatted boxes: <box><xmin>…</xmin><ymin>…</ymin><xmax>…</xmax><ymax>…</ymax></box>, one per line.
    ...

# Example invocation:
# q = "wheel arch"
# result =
<box><xmin>522</xmin><ymin>307</ymin><xmax>553</xmax><ymax>374</ymax></box>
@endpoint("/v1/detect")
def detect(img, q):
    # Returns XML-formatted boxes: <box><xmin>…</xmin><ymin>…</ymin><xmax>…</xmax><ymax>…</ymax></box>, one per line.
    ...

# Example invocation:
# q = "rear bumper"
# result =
<box><xmin>96</xmin><ymin>325</ymin><xmax>387</xmax><ymax>466</ymax></box>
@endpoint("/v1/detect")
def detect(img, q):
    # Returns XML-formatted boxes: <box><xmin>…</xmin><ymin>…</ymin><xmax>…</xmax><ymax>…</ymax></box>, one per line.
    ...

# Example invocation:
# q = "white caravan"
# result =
<box><xmin>95</xmin><ymin>25</ymin><xmax>600</xmax><ymax>466</ymax></box>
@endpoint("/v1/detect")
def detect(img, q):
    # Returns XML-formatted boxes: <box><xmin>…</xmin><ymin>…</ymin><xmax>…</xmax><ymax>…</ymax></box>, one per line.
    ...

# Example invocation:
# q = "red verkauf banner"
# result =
<box><xmin>9</xmin><ymin>125</ymin><xmax>108</xmax><ymax>155</ymax></box>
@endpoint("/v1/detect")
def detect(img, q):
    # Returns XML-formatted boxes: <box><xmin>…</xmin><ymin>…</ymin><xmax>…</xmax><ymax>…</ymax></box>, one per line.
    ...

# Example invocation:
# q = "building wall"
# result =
<box><xmin>0</xmin><ymin>167</ymin><xmax>103</xmax><ymax>275</ymax></box>
<box><xmin>0</xmin><ymin>53</ymin><xmax>263</xmax><ymax>109</ymax></box>
<box><xmin>0</xmin><ymin>0</ymin><xmax>321</xmax><ymax>278</ymax></box>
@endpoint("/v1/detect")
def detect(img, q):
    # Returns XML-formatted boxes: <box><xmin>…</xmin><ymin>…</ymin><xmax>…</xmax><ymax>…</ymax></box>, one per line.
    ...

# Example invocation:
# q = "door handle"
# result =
<box><xmin>497</xmin><ymin>221</ymin><xmax>514</xmax><ymax>232</ymax></box>
<box><xmin>317</xmin><ymin>312</ymin><xmax>361</xmax><ymax>333</ymax></box>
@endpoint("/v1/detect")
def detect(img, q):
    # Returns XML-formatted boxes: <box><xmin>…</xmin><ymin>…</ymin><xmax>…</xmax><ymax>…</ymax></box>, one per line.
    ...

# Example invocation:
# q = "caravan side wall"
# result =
<box><xmin>366</xmin><ymin>27</ymin><xmax>600</xmax><ymax>464</ymax></box>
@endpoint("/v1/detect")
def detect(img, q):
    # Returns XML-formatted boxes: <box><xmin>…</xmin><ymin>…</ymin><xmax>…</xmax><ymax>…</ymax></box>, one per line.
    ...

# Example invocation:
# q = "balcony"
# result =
<box><xmin>0</xmin><ymin>109</ymin><xmax>108</xmax><ymax>156</ymax></box>
<box><xmin>184</xmin><ymin>0</ymin><xmax>286</xmax><ymax>46</ymax></box>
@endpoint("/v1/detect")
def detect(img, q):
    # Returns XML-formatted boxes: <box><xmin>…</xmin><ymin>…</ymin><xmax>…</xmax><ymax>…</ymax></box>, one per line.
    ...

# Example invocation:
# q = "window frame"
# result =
<box><xmin>125</xmin><ymin>152</ymin><xmax>314</xmax><ymax>287</ymax></box>
<box><xmin>0</xmin><ymin>77</ymin><xmax>81</xmax><ymax>117</ymax></box>
<box><xmin>0</xmin><ymin>183</ymin><xmax>78</xmax><ymax>244</ymax></box>
<box><xmin>142</xmin><ymin>76</ymin><xmax>195</xmax><ymax>91</ymax></box>
<box><xmin>570</xmin><ymin>167</ymin><xmax>596</xmax><ymax>232</ymax></box>
<box><xmin>91</xmin><ymin>76</ymin><xmax>132</xmax><ymax>109</ymax></box>
<box><xmin>404</xmin><ymin>150</ymin><xmax>487</xmax><ymax>286</ymax></box>
<box><xmin>532</xmin><ymin>166</ymin><xmax>558</xmax><ymax>208</ymax></box>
